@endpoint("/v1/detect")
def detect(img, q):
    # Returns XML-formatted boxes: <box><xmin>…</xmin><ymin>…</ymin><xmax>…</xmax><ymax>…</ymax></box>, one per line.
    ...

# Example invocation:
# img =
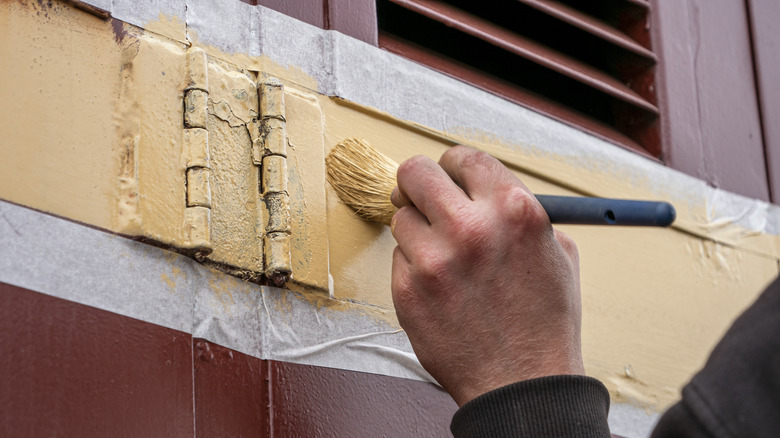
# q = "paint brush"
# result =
<box><xmin>325</xmin><ymin>138</ymin><xmax>676</xmax><ymax>227</ymax></box>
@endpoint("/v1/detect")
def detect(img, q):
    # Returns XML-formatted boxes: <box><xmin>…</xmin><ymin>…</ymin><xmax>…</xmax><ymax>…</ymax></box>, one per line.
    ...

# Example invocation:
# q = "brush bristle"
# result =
<box><xmin>325</xmin><ymin>138</ymin><xmax>399</xmax><ymax>225</ymax></box>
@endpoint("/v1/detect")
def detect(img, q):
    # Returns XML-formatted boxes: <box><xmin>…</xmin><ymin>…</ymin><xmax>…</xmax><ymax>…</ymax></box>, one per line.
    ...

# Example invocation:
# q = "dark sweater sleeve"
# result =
<box><xmin>450</xmin><ymin>375</ymin><xmax>611</xmax><ymax>438</ymax></box>
<box><xmin>651</xmin><ymin>276</ymin><xmax>780</xmax><ymax>438</ymax></box>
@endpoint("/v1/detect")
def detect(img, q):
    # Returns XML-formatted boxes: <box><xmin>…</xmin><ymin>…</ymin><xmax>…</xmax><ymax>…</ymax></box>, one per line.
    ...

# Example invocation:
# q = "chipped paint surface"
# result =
<box><xmin>2</xmin><ymin>0</ymin><xmax>780</xmax><ymax>414</ymax></box>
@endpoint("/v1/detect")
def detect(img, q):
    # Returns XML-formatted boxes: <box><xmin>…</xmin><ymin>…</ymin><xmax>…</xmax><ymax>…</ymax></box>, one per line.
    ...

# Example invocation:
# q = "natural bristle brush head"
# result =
<box><xmin>325</xmin><ymin>138</ymin><xmax>399</xmax><ymax>226</ymax></box>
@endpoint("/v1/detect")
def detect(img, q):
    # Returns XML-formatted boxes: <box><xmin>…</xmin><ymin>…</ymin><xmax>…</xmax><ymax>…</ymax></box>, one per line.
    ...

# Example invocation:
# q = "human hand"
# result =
<box><xmin>390</xmin><ymin>146</ymin><xmax>584</xmax><ymax>407</ymax></box>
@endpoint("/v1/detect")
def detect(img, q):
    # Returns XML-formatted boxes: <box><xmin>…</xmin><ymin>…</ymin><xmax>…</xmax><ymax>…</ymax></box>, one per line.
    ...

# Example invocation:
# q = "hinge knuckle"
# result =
<box><xmin>186</xmin><ymin>167</ymin><xmax>212</xmax><ymax>208</ymax></box>
<box><xmin>259</xmin><ymin>78</ymin><xmax>285</xmax><ymax>121</ymax></box>
<box><xmin>262</xmin><ymin>155</ymin><xmax>287</xmax><ymax>195</ymax></box>
<box><xmin>258</xmin><ymin>77</ymin><xmax>292</xmax><ymax>282</ymax></box>
<box><xmin>184</xmin><ymin>206</ymin><xmax>212</xmax><ymax>258</ymax></box>
<box><xmin>184</xmin><ymin>89</ymin><xmax>208</xmax><ymax>129</ymax></box>
<box><xmin>261</xmin><ymin>118</ymin><xmax>287</xmax><ymax>157</ymax></box>
<box><xmin>264</xmin><ymin>232</ymin><xmax>291</xmax><ymax>282</ymax></box>
<box><xmin>264</xmin><ymin>192</ymin><xmax>290</xmax><ymax>233</ymax></box>
<box><xmin>182</xmin><ymin>47</ymin><xmax>212</xmax><ymax>258</ymax></box>
<box><xmin>186</xmin><ymin>48</ymin><xmax>208</xmax><ymax>92</ymax></box>
<box><xmin>183</xmin><ymin>128</ymin><xmax>209</xmax><ymax>168</ymax></box>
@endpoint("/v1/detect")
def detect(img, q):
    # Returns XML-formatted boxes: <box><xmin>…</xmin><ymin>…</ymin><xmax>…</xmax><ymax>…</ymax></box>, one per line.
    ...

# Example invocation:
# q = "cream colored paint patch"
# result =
<box><xmin>567</xmin><ymin>224</ymin><xmax>777</xmax><ymax>407</ymax></box>
<box><xmin>0</xmin><ymin>0</ymin><xmax>123</xmax><ymax>228</ymax></box>
<box><xmin>129</xmin><ymin>32</ymin><xmax>188</xmax><ymax>245</ymax></box>
<box><xmin>283</xmin><ymin>87</ymin><xmax>329</xmax><ymax>292</ymax></box>
<box><xmin>3</xmin><ymin>2</ymin><xmax>780</xmax><ymax>412</ymax></box>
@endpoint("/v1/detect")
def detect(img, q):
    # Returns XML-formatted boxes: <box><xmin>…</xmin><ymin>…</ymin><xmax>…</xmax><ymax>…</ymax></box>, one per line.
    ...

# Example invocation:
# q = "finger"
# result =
<box><xmin>391</xmin><ymin>186</ymin><xmax>413</xmax><ymax>209</ymax></box>
<box><xmin>396</xmin><ymin>155</ymin><xmax>469</xmax><ymax>223</ymax></box>
<box><xmin>438</xmin><ymin>146</ymin><xmax>532</xmax><ymax>200</ymax></box>
<box><xmin>390</xmin><ymin>205</ymin><xmax>432</xmax><ymax>263</ymax></box>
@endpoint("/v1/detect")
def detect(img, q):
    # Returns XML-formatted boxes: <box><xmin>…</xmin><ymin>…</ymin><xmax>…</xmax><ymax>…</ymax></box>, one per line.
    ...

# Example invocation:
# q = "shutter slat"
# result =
<box><xmin>380</xmin><ymin>31</ymin><xmax>653</xmax><ymax>156</ymax></box>
<box><xmin>622</xmin><ymin>0</ymin><xmax>650</xmax><ymax>10</ymax></box>
<box><xmin>517</xmin><ymin>0</ymin><xmax>656</xmax><ymax>62</ymax></box>
<box><xmin>390</xmin><ymin>0</ymin><xmax>658</xmax><ymax>115</ymax></box>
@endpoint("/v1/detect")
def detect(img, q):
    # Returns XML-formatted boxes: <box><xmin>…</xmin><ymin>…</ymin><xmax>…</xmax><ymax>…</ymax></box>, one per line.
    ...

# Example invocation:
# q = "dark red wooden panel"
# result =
<box><xmin>747</xmin><ymin>0</ymin><xmax>780</xmax><ymax>202</ymax></box>
<box><xmin>249</xmin><ymin>0</ymin><xmax>326</xmax><ymax>28</ymax></box>
<box><xmin>242</xmin><ymin>0</ymin><xmax>378</xmax><ymax>45</ymax></box>
<box><xmin>269</xmin><ymin>360</ymin><xmax>458</xmax><ymax>437</ymax></box>
<box><xmin>327</xmin><ymin>0</ymin><xmax>378</xmax><ymax>45</ymax></box>
<box><xmin>193</xmin><ymin>339</ymin><xmax>269</xmax><ymax>436</ymax></box>
<box><xmin>0</xmin><ymin>282</ymin><xmax>194</xmax><ymax>437</ymax></box>
<box><xmin>652</xmin><ymin>0</ymin><xmax>769</xmax><ymax>201</ymax></box>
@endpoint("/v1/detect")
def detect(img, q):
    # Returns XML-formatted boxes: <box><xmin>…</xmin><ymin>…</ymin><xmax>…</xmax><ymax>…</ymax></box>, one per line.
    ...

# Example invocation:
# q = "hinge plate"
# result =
<box><xmin>120</xmin><ymin>43</ymin><xmax>328</xmax><ymax>292</ymax></box>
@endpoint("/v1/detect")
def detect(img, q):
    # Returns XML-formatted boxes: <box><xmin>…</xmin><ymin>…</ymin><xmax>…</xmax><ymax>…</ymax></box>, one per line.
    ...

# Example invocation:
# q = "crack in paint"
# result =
<box><xmin>208</xmin><ymin>98</ymin><xmax>251</xmax><ymax>128</ymax></box>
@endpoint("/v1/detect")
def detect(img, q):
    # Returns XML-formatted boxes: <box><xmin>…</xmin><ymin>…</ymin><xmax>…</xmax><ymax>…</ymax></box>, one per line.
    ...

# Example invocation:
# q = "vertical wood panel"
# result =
<box><xmin>269</xmin><ymin>361</ymin><xmax>458</xmax><ymax>436</ymax></box>
<box><xmin>193</xmin><ymin>339</ymin><xmax>269</xmax><ymax>437</ymax></box>
<box><xmin>747</xmin><ymin>0</ymin><xmax>780</xmax><ymax>202</ymax></box>
<box><xmin>652</xmin><ymin>0</ymin><xmax>769</xmax><ymax>201</ymax></box>
<box><xmin>255</xmin><ymin>0</ymin><xmax>326</xmax><ymax>28</ymax></box>
<box><xmin>0</xmin><ymin>283</ymin><xmax>194</xmax><ymax>437</ymax></box>
<box><xmin>328</xmin><ymin>0</ymin><xmax>378</xmax><ymax>45</ymax></box>
<box><xmin>248</xmin><ymin>0</ymin><xmax>378</xmax><ymax>45</ymax></box>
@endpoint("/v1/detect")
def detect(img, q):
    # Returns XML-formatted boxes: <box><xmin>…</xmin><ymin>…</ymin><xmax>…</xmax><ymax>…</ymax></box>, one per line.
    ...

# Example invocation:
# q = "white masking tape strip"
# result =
<box><xmin>0</xmin><ymin>199</ymin><xmax>432</xmax><ymax>383</ymax></box>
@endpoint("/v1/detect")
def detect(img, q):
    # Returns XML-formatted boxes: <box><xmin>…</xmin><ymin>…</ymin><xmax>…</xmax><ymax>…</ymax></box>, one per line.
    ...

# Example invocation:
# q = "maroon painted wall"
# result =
<box><xmin>0</xmin><ymin>283</ymin><xmax>194</xmax><ymax>437</ymax></box>
<box><xmin>269</xmin><ymin>361</ymin><xmax>457</xmax><ymax>436</ymax></box>
<box><xmin>1</xmin><ymin>282</ymin><xmax>457</xmax><ymax>436</ymax></box>
<box><xmin>652</xmin><ymin>0</ymin><xmax>770</xmax><ymax>202</ymax></box>
<box><xmin>194</xmin><ymin>340</ymin><xmax>269</xmax><ymax>435</ymax></box>
<box><xmin>747</xmin><ymin>0</ymin><xmax>780</xmax><ymax>201</ymax></box>
<box><xmin>243</xmin><ymin>0</ymin><xmax>378</xmax><ymax>45</ymax></box>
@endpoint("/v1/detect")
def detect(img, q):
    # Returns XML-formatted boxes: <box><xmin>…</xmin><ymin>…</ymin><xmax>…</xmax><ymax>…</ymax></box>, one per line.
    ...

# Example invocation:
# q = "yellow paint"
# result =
<box><xmin>129</xmin><ymin>30</ymin><xmax>188</xmax><ymax>244</ymax></box>
<box><xmin>160</xmin><ymin>272</ymin><xmax>176</xmax><ymax>293</ymax></box>
<box><xmin>0</xmin><ymin>0</ymin><xmax>123</xmax><ymax>228</ymax></box>
<box><xmin>203</xmin><ymin>60</ymin><xmax>263</xmax><ymax>273</ymax></box>
<box><xmin>283</xmin><ymin>88</ymin><xmax>329</xmax><ymax>292</ymax></box>
<box><xmin>3</xmin><ymin>0</ymin><xmax>780</xmax><ymax>412</ymax></box>
<box><xmin>209</xmin><ymin>274</ymin><xmax>238</xmax><ymax>311</ymax></box>
<box><xmin>143</xmin><ymin>13</ymin><xmax>187</xmax><ymax>44</ymax></box>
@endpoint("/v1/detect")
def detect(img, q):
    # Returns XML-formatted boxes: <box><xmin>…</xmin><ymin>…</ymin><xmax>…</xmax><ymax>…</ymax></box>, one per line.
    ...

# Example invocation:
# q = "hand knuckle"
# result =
<box><xmin>416</xmin><ymin>250</ymin><xmax>451</xmax><ymax>284</ymax></box>
<box><xmin>446</xmin><ymin>146</ymin><xmax>490</xmax><ymax>171</ymax></box>
<box><xmin>450</xmin><ymin>214</ymin><xmax>492</xmax><ymax>252</ymax></box>
<box><xmin>502</xmin><ymin>185</ymin><xmax>549</xmax><ymax>230</ymax></box>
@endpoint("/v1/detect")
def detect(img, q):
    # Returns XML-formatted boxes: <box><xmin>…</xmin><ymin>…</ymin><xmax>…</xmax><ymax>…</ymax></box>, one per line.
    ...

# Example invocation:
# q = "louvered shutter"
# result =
<box><xmin>377</xmin><ymin>0</ymin><xmax>660</xmax><ymax>158</ymax></box>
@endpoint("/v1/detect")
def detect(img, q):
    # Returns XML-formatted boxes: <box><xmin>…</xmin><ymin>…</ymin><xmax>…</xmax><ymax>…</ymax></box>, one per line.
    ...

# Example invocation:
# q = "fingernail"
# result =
<box><xmin>390</xmin><ymin>215</ymin><xmax>397</xmax><ymax>238</ymax></box>
<box><xmin>390</xmin><ymin>187</ymin><xmax>399</xmax><ymax>206</ymax></box>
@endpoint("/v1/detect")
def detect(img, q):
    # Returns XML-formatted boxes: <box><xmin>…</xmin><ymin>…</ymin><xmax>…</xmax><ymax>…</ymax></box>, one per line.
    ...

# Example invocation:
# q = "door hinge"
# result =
<box><xmin>257</xmin><ymin>77</ymin><xmax>292</xmax><ymax>285</ymax></box>
<box><xmin>182</xmin><ymin>47</ymin><xmax>213</xmax><ymax>261</ymax></box>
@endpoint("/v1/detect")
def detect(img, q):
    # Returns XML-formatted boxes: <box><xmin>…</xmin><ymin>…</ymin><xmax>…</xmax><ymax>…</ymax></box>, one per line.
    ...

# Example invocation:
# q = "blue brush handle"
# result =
<box><xmin>536</xmin><ymin>195</ymin><xmax>676</xmax><ymax>227</ymax></box>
